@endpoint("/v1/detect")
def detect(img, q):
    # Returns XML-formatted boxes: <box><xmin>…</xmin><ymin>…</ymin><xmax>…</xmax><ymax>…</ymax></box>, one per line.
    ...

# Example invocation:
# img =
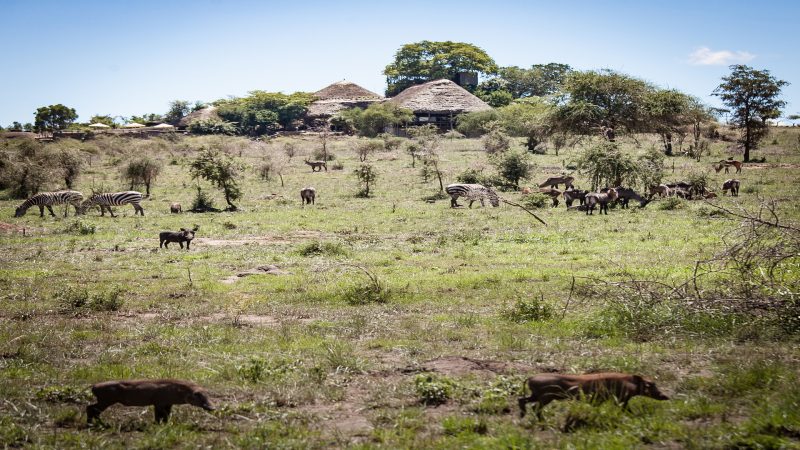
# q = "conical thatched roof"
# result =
<box><xmin>178</xmin><ymin>106</ymin><xmax>221</xmax><ymax>127</ymax></box>
<box><xmin>308</xmin><ymin>81</ymin><xmax>383</xmax><ymax>118</ymax></box>
<box><xmin>313</xmin><ymin>81</ymin><xmax>382</xmax><ymax>101</ymax></box>
<box><xmin>389</xmin><ymin>79</ymin><xmax>491</xmax><ymax>114</ymax></box>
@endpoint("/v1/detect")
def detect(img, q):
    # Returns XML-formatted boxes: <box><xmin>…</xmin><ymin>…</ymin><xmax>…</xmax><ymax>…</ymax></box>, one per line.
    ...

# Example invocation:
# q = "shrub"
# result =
<box><xmin>492</xmin><ymin>150</ymin><xmax>533</xmax><ymax>189</ymax></box>
<box><xmin>341</xmin><ymin>277</ymin><xmax>391</xmax><ymax>306</ymax></box>
<box><xmin>378</xmin><ymin>133</ymin><xmax>404</xmax><ymax>150</ymax></box>
<box><xmin>520</xmin><ymin>193</ymin><xmax>550</xmax><ymax>210</ymax></box>
<box><xmin>296</xmin><ymin>240</ymin><xmax>347</xmax><ymax>257</ymax></box>
<box><xmin>658</xmin><ymin>197</ymin><xmax>684</xmax><ymax>211</ymax></box>
<box><xmin>353</xmin><ymin>164</ymin><xmax>377</xmax><ymax>197</ymax></box>
<box><xmin>122</xmin><ymin>157</ymin><xmax>160</xmax><ymax>196</ymax></box>
<box><xmin>456</xmin><ymin>109</ymin><xmax>500</xmax><ymax>137</ymax></box>
<box><xmin>311</xmin><ymin>148</ymin><xmax>336</xmax><ymax>161</ymax></box>
<box><xmin>63</xmin><ymin>220</ymin><xmax>96</xmax><ymax>235</ymax></box>
<box><xmin>355</xmin><ymin>140</ymin><xmax>384</xmax><ymax>162</ymax></box>
<box><xmin>415</xmin><ymin>373</ymin><xmax>456</xmax><ymax>405</ymax></box>
<box><xmin>188</xmin><ymin>119</ymin><xmax>238</xmax><ymax>135</ymax></box>
<box><xmin>575</xmin><ymin>142</ymin><xmax>640</xmax><ymax>190</ymax></box>
<box><xmin>190</xmin><ymin>187</ymin><xmax>216</xmax><ymax>212</ymax></box>
<box><xmin>56</xmin><ymin>286</ymin><xmax>124</xmax><ymax>314</ymax></box>
<box><xmin>482</xmin><ymin>126</ymin><xmax>511</xmax><ymax>154</ymax></box>
<box><xmin>502</xmin><ymin>297</ymin><xmax>554</xmax><ymax>322</ymax></box>
<box><xmin>442</xmin><ymin>130</ymin><xmax>465</xmax><ymax>140</ymax></box>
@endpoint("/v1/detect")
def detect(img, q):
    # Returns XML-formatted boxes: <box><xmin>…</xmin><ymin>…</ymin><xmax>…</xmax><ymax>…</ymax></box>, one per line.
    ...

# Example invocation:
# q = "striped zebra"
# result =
<box><xmin>81</xmin><ymin>191</ymin><xmax>145</xmax><ymax>217</ymax></box>
<box><xmin>15</xmin><ymin>190</ymin><xmax>84</xmax><ymax>217</ymax></box>
<box><xmin>445</xmin><ymin>183</ymin><xmax>500</xmax><ymax>208</ymax></box>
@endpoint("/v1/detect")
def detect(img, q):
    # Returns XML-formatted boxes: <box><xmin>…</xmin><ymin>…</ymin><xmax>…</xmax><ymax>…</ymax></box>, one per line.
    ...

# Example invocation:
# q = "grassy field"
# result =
<box><xmin>1</xmin><ymin>129</ymin><xmax>799</xmax><ymax>449</ymax></box>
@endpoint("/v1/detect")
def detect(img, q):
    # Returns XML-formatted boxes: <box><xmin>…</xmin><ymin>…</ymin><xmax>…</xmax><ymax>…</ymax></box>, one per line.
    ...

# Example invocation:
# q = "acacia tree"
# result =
<box><xmin>123</xmin><ymin>158</ymin><xmax>161</xmax><ymax>196</ymax></box>
<box><xmin>713</xmin><ymin>65</ymin><xmax>788</xmax><ymax>162</ymax></box>
<box><xmin>383</xmin><ymin>41</ymin><xmax>498</xmax><ymax>96</ymax></box>
<box><xmin>498</xmin><ymin>98</ymin><xmax>554</xmax><ymax>152</ymax></box>
<box><xmin>354</xmin><ymin>164</ymin><xmax>377</xmax><ymax>197</ymax></box>
<box><xmin>552</xmin><ymin>70</ymin><xmax>651</xmax><ymax>139</ymax></box>
<box><xmin>57</xmin><ymin>149</ymin><xmax>83</xmax><ymax>189</ymax></box>
<box><xmin>34</xmin><ymin>104</ymin><xmax>78</xmax><ymax>135</ymax></box>
<box><xmin>409</xmin><ymin>125</ymin><xmax>445</xmax><ymax>192</ymax></box>
<box><xmin>165</xmin><ymin>100</ymin><xmax>191</xmax><ymax>124</ymax></box>
<box><xmin>189</xmin><ymin>147</ymin><xmax>244</xmax><ymax>210</ymax></box>
<box><xmin>643</xmin><ymin>89</ymin><xmax>694</xmax><ymax>156</ymax></box>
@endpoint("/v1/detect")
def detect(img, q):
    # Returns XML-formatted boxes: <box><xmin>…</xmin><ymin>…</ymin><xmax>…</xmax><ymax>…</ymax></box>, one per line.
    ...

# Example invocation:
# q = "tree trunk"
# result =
<box><xmin>436</xmin><ymin>169</ymin><xmax>444</xmax><ymax>192</ymax></box>
<box><xmin>145</xmin><ymin>182</ymin><xmax>151</xmax><ymax>196</ymax></box>
<box><xmin>663</xmin><ymin>133</ymin><xmax>673</xmax><ymax>156</ymax></box>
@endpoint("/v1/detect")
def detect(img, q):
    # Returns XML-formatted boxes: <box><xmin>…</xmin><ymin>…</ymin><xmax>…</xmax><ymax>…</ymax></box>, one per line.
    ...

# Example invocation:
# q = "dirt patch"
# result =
<box><xmin>221</xmin><ymin>264</ymin><xmax>291</xmax><ymax>284</ymax></box>
<box><xmin>196</xmin><ymin>230</ymin><xmax>332</xmax><ymax>247</ymax></box>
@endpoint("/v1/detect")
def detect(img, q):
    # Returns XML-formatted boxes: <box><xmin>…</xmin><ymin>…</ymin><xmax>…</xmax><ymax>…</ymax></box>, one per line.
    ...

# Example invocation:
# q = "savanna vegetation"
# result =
<box><xmin>1</xmin><ymin>123</ymin><xmax>799</xmax><ymax>448</ymax></box>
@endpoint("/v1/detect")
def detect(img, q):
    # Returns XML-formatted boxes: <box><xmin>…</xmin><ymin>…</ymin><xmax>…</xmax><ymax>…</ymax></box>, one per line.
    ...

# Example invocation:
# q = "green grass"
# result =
<box><xmin>0</xmin><ymin>129</ymin><xmax>799</xmax><ymax>448</ymax></box>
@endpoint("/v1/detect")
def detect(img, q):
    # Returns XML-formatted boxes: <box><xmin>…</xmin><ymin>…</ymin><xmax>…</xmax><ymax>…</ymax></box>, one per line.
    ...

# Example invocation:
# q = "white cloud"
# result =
<box><xmin>688</xmin><ymin>47</ymin><xmax>755</xmax><ymax>65</ymax></box>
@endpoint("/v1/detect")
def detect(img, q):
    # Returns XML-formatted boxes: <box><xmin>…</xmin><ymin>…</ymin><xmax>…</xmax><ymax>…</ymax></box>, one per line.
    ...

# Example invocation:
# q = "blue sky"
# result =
<box><xmin>1</xmin><ymin>0</ymin><xmax>797</xmax><ymax>125</ymax></box>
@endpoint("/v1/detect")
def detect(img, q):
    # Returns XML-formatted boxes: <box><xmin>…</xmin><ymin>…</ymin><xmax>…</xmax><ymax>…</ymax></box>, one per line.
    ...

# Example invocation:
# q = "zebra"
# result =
<box><xmin>15</xmin><ymin>190</ymin><xmax>84</xmax><ymax>217</ymax></box>
<box><xmin>80</xmin><ymin>191</ymin><xmax>145</xmax><ymax>217</ymax></box>
<box><xmin>445</xmin><ymin>183</ymin><xmax>500</xmax><ymax>208</ymax></box>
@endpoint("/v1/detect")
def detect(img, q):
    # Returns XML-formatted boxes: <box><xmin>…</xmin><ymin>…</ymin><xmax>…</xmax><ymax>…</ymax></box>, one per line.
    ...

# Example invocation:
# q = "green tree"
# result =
<box><xmin>336</xmin><ymin>103</ymin><xmax>413</xmax><ymax>137</ymax></box>
<box><xmin>22</xmin><ymin>123</ymin><xmax>33</xmax><ymax>132</ymax></box>
<box><xmin>713</xmin><ymin>65</ymin><xmax>788</xmax><ymax>162</ymax></box>
<box><xmin>498</xmin><ymin>98</ymin><xmax>554</xmax><ymax>152</ymax></box>
<box><xmin>9</xmin><ymin>121</ymin><xmax>23</xmax><ymax>131</ymax></box>
<box><xmin>491</xmin><ymin>150</ymin><xmax>533</xmax><ymax>189</ymax></box>
<box><xmin>123</xmin><ymin>157</ymin><xmax>161</xmax><ymax>196</ymax></box>
<box><xmin>89</xmin><ymin>115</ymin><xmax>115</xmax><ymax>127</ymax></box>
<box><xmin>456</xmin><ymin>109</ymin><xmax>500</xmax><ymax>137</ymax></box>
<box><xmin>189</xmin><ymin>147</ymin><xmax>244</xmax><ymax>210</ymax></box>
<box><xmin>643</xmin><ymin>89</ymin><xmax>694</xmax><ymax>156</ymax></box>
<box><xmin>552</xmin><ymin>70</ymin><xmax>651</xmax><ymax>138</ymax></box>
<box><xmin>575</xmin><ymin>142</ymin><xmax>640</xmax><ymax>190</ymax></box>
<box><xmin>353</xmin><ymin>164</ymin><xmax>377</xmax><ymax>197</ymax></box>
<box><xmin>383</xmin><ymin>41</ymin><xmax>498</xmax><ymax>96</ymax></box>
<box><xmin>34</xmin><ymin>104</ymin><xmax>78</xmax><ymax>135</ymax></box>
<box><xmin>216</xmin><ymin>91</ymin><xmax>313</xmax><ymax>135</ymax></box>
<box><xmin>165</xmin><ymin>100</ymin><xmax>191</xmax><ymax>124</ymax></box>
<box><xmin>496</xmin><ymin>63</ymin><xmax>572</xmax><ymax>98</ymax></box>
<box><xmin>57</xmin><ymin>149</ymin><xmax>83</xmax><ymax>189</ymax></box>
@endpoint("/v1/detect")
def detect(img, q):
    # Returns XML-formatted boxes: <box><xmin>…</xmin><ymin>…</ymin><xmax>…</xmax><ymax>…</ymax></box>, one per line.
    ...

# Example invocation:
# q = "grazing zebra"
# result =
<box><xmin>15</xmin><ymin>190</ymin><xmax>84</xmax><ymax>217</ymax></box>
<box><xmin>445</xmin><ymin>183</ymin><xmax>500</xmax><ymax>208</ymax></box>
<box><xmin>81</xmin><ymin>191</ymin><xmax>145</xmax><ymax>217</ymax></box>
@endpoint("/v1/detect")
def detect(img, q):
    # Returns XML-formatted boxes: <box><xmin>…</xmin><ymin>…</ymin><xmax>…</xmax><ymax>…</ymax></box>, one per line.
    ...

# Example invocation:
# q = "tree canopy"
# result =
<box><xmin>215</xmin><ymin>91</ymin><xmax>314</xmax><ymax>136</ymax></box>
<box><xmin>334</xmin><ymin>103</ymin><xmax>413</xmax><ymax>137</ymax></box>
<box><xmin>34</xmin><ymin>104</ymin><xmax>78</xmax><ymax>135</ymax></box>
<box><xmin>713</xmin><ymin>65</ymin><xmax>788</xmax><ymax>162</ymax></box>
<box><xmin>383</xmin><ymin>41</ymin><xmax>498</xmax><ymax>96</ymax></box>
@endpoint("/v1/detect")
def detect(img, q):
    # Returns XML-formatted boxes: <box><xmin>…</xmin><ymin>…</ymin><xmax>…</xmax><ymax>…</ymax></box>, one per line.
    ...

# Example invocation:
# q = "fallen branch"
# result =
<box><xmin>501</xmin><ymin>199</ymin><xmax>547</xmax><ymax>226</ymax></box>
<box><xmin>703</xmin><ymin>199</ymin><xmax>800</xmax><ymax>232</ymax></box>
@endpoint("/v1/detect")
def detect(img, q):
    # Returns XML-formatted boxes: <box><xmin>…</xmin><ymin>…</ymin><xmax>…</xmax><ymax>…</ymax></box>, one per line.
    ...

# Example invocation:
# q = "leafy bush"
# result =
<box><xmin>415</xmin><ymin>373</ymin><xmax>456</xmax><ymax>405</ymax></box>
<box><xmin>63</xmin><ymin>220</ymin><xmax>96</xmax><ymax>235</ymax></box>
<box><xmin>354</xmin><ymin>164</ymin><xmax>377</xmax><ymax>197</ymax></box>
<box><xmin>520</xmin><ymin>193</ymin><xmax>550</xmax><ymax>210</ymax></box>
<box><xmin>190</xmin><ymin>187</ymin><xmax>216</xmax><ymax>212</ymax></box>
<box><xmin>456</xmin><ymin>109</ymin><xmax>500</xmax><ymax>137</ymax></box>
<box><xmin>238</xmin><ymin>356</ymin><xmax>298</xmax><ymax>383</ymax></box>
<box><xmin>378</xmin><ymin>133</ymin><xmax>405</xmax><ymax>150</ymax></box>
<box><xmin>492</xmin><ymin>150</ymin><xmax>533</xmax><ymax>189</ymax></box>
<box><xmin>296</xmin><ymin>240</ymin><xmax>347</xmax><ymax>257</ymax></box>
<box><xmin>311</xmin><ymin>148</ymin><xmax>336</xmax><ymax>161</ymax></box>
<box><xmin>482</xmin><ymin>126</ymin><xmax>511</xmax><ymax>154</ymax></box>
<box><xmin>658</xmin><ymin>197</ymin><xmax>684</xmax><ymax>211</ymax></box>
<box><xmin>575</xmin><ymin>142</ymin><xmax>640</xmax><ymax>190</ymax></box>
<box><xmin>188</xmin><ymin>119</ymin><xmax>238</xmax><ymax>135</ymax></box>
<box><xmin>502</xmin><ymin>297</ymin><xmax>554</xmax><ymax>322</ymax></box>
<box><xmin>336</xmin><ymin>103</ymin><xmax>413</xmax><ymax>137</ymax></box>
<box><xmin>122</xmin><ymin>157</ymin><xmax>160</xmax><ymax>196</ymax></box>
<box><xmin>56</xmin><ymin>286</ymin><xmax>124</xmax><ymax>314</ymax></box>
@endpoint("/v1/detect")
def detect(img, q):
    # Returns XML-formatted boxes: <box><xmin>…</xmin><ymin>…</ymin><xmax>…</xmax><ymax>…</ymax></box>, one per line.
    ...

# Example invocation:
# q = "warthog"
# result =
<box><xmin>159</xmin><ymin>227</ymin><xmax>197</xmax><ymax>250</ymax></box>
<box><xmin>519</xmin><ymin>372</ymin><xmax>669</xmax><ymax>419</ymax></box>
<box><xmin>169</xmin><ymin>203</ymin><xmax>182</xmax><ymax>214</ymax></box>
<box><xmin>722</xmin><ymin>179</ymin><xmax>740</xmax><ymax>197</ymax></box>
<box><xmin>87</xmin><ymin>379</ymin><xmax>214</xmax><ymax>424</ymax></box>
<box><xmin>300</xmin><ymin>187</ymin><xmax>316</xmax><ymax>205</ymax></box>
<box><xmin>585</xmin><ymin>188</ymin><xmax>618</xmax><ymax>215</ymax></box>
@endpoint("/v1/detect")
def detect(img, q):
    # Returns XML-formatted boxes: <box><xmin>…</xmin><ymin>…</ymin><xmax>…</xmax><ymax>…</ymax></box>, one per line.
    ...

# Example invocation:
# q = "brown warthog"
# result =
<box><xmin>159</xmin><ymin>227</ymin><xmax>197</xmax><ymax>250</ymax></box>
<box><xmin>169</xmin><ymin>203</ymin><xmax>182</xmax><ymax>214</ymax></box>
<box><xmin>87</xmin><ymin>379</ymin><xmax>215</xmax><ymax>424</ymax></box>
<box><xmin>518</xmin><ymin>372</ymin><xmax>669</xmax><ymax>418</ymax></box>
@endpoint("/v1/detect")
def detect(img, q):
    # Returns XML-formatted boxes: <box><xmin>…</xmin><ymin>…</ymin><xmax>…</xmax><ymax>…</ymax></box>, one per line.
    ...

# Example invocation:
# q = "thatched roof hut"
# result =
<box><xmin>388</xmin><ymin>79</ymin><xmax>490</xmax><ymax>115</ymax></box>
<box><xmin>307</xmin><ymin>81</ymin><xmax>383</xmax><ymax>119</ymax></box>
<box><xmin>387</xmin><ymin>79</ymin><xmax>491</xmax><ymax>130</ymax></box>
<box><xmin>178</xmin><ymin>106</ymin><xmax>221</xmax><ymax>128</ymax></box>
